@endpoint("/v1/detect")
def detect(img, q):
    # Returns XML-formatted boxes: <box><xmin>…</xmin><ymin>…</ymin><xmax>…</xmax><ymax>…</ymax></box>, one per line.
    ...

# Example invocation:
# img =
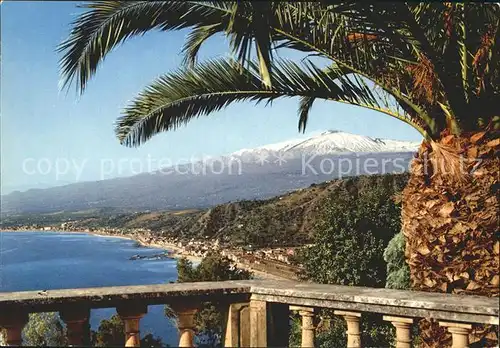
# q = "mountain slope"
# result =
<box><xmin>1</xmin><ymin>174</ymin><xmax>410</xmax><ymax>248</ymax></box>
<box><xmin>1</xmin><ymin>131</ymin><xmax>420</xmax><ymax>214</ymax></box>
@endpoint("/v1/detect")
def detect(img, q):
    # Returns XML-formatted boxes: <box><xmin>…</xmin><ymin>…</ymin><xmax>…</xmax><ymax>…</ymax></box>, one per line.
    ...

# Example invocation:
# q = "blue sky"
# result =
<box><xmin>1</xmin><ymin>1</ymin><xmax>422</xmax><ymax>194</ymax></box>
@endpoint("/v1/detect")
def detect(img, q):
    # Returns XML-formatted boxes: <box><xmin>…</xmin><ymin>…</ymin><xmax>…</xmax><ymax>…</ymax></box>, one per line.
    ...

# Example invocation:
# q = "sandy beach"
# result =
<box><xmin>1</xmin><ymin>229</ymin><xmax>203</xmax><ymax>262</ymax></box>
<box><xmin>1</xmin><ymin>229</ymin><xmax>290</xmax><ymax>280</ymax></box>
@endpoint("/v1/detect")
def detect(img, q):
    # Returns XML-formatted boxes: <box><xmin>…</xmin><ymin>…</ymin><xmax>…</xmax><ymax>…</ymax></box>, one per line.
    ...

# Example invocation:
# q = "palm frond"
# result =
<box><xmin>116</xmin><ymin>58</ymin><xmax>428</xmax><ymax>147</ymax></box>
<box><xmin>61</xmin><ymin>1</ymin><xmax>500</xmax><ymax>142</ymax></box>
<box><xmin>58</xmin><ymin>1</ymin><xmax>232</xmax><ymax>93</ymax></box>
<box><xmin>298</xmin><ymin>96</ymin><xmax>315</xmax><ymax>133</ymax></box>
<box><xmin>182</xmin><ymin>23</ymin><xmax>224</xmax><ymax>67</ymax></box>
<box><xmin>226</xmin><ymin>1</ymin><xmax>277</xmax><ymax>88</ymax></box>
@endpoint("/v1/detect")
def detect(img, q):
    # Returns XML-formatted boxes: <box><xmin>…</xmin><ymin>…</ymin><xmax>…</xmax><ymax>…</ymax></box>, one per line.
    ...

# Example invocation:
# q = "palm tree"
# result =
<box><xmin>59</xmin><ymin>2</ymin><xmax>499</xmax><ymax>345</ymax></box>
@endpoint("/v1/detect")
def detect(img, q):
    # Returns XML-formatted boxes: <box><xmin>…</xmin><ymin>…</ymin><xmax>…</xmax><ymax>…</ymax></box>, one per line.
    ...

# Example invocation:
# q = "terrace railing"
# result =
<box><xmin>0</xmin><ymin>280</ymin><xmax>497</xmax><ymax>347</ymax></box>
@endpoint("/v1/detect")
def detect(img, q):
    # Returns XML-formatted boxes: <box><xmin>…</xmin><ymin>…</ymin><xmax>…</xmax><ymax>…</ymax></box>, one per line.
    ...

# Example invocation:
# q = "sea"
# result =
<box><xmin>0</xmin><ymin>231</ymin><xmax>180</xmax><ymax>346</ymax></box>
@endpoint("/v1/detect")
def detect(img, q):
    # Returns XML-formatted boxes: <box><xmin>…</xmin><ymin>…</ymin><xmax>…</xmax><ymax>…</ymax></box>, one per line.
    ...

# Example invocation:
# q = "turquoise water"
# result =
<box><xmin>0</xmin><ymin>231</ymin><xmax>179</xmax><ymax>345</ymax></box>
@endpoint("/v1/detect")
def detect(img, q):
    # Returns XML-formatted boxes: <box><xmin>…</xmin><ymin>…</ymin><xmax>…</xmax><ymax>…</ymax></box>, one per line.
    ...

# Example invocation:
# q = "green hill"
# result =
<box><xmin>1</xmin><ymin>174</ymin><xmax>409</xmax><ymax>248</ymax></box>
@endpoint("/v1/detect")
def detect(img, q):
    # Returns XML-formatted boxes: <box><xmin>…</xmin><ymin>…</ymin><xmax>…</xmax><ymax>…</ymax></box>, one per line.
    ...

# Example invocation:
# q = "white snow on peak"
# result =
<box><xmin>228</xmin><ymin>130</ymin><xmax>420</xmax><ymax>162</ymax></box>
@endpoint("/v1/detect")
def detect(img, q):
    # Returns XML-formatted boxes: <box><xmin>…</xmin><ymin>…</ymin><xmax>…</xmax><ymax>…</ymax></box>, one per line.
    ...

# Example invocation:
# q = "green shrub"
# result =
<box><xmin>92</xmin><ymin>315</ymin><xmax>124</xmax><ymax>347</ymax></box>
<box><xmin>384</xmin><ymin>231</ymin><xmax>411</xmax><ymax>290</ymax></box>
<box><xmin>22</xmin><ymin>313</ymin><xmax>67</xmax><ymax>347</ymax></box>
<box><xmin>296</xmin><ymin>175</ymin><xmax>404</xmax><ymax>347</ymax></box>
<box><xmin>176</xmin><ymin>252</ymin><xmax>251</xmax><ymax>282</ymax></box>
<box><xmin>288</xmin><ymin>313</ymin><xmax>302</xmax><ymax>347</ymax></box>
<box><xmin>299</xmin><ymin>180</ymin><xmax>401</xmax><ymax>287</ymax></box>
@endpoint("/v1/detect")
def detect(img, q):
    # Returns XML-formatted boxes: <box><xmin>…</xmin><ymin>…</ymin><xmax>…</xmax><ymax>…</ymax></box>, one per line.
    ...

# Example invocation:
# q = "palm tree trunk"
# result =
<box><xmin>402</xmin><ymin>131</ymin><xmax>499</xmax><ymax>347</ymax></box>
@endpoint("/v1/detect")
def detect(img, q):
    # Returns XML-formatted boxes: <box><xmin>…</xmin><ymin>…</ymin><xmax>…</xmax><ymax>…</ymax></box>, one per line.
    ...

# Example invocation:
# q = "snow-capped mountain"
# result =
<box><xmin>2</xmin><ymin>130</ymin><xmax>420</xmax><ymax>214</ymax></box>
<box><xmin>230</xmin><ymin>130</ymin><xmax>420</xmax><ymax>163</ymax></box>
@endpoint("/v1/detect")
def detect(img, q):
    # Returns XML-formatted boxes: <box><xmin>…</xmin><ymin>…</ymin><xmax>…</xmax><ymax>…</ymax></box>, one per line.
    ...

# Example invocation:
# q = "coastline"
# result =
<box><xmin>0</xmin><ymin>229</ymin><xmax>292</xmax><ymax>280</ymax></box>
<box><xmin>0</xmin><ymin>229</ymin><xmax>204</xmax><ymax>263</ymax></box>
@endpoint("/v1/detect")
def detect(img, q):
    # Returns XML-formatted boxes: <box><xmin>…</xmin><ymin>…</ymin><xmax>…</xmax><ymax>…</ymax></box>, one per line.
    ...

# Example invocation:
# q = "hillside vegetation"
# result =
<box><xmin>2</xmin><ymin>174</ymin><xmax>409</xmax><ymax>248</ymax></box>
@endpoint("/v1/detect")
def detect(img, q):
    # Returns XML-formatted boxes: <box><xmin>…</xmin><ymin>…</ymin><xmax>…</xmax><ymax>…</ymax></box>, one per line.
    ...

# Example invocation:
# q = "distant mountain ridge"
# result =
<box><xmin>1</xmin><ymin>131</ymin><xmax>420</xmax><ymax>214</ymax></box>
<box><xmin>230</xmin><ymin>130</ymin><xmax>420</xmax><ymax>161</ymax></box>
<box><xmin>1</xmin><ymin>174</ymin><xmax>411</xmax><ymax>248</ymax></box>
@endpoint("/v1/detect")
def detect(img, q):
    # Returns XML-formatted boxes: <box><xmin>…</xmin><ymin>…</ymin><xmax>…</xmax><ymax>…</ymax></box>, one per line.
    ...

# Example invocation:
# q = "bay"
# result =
<box><xmin>0</xmin><ymin>231</ymin><xmax>179</xmax><ymax>346</ymax></box>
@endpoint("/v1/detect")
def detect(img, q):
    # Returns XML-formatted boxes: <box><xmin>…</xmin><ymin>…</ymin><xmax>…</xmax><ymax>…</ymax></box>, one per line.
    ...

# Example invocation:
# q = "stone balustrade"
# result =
<box><xmin>0</xmin><ymin>280</ymin><xmax>497</xmax><ymax>347</ymax></box>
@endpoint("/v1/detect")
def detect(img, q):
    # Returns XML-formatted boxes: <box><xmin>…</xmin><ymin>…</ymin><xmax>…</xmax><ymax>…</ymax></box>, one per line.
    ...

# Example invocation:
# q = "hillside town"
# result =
<box><xmin>5</xmin><ymin>223</ymin><xmax>302</xmax><ymax>280</ymax></box>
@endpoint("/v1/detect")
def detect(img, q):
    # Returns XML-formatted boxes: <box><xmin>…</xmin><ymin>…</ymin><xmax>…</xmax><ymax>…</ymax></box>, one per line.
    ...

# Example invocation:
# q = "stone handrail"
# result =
<box><xmin>0</xmin><ymin>280</ymin><xmax>497</xmax><ymax>347</ymax></box>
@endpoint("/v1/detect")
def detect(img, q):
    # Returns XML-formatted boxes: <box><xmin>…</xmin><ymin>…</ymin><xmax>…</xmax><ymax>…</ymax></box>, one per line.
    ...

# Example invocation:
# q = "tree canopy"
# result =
<box><xmin>59</xmin><ymin>2</ymin><xmax>500</xmax><ymax>146</ymax></box>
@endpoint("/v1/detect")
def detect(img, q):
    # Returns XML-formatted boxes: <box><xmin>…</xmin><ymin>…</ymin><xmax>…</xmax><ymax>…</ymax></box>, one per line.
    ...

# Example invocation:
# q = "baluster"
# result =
<box><xmin>297</xmin><ymin>307</ymin><xmax>315</xmax><ymax>348</ymax></box>
<box><xmin>335</xmin><ymin>310</ymin><xmax>361</xmax><ymax>348</ymax></box>
<box><xmin>291</xmin><ymin>306</ymin><xmax>316</xmax><ymax>348</ymax></box>
<box><xmin>169</xmin><ymin>303</ymin><xmax>198</xmax><ymax>348</ymax></box>
<box><xmin>60</xmin><ymin>306</ymin><xmax>90</xmax><ymax>346</ymax></box>
<box><xmin>383</xmin><ymin>316</ymin><xmax>413</xmax><ymax>348</ymax></box>
<box><xmin>0</xmin><ymin>311</ymin><xmax>28</xmax><ymax>346</ymax></box>
<box><xmin>117</xmin><ymin>304</ymin><xmax>147</xmax><ymax>347</ymax></box>
<box><xmin>439</xmin><ymin>321</ymin><xmax>472</xmax><ymax>348</ymax></box>
<box><xmin>176</xmin><ymin>308</ymin><xmax>197</xmax><ymax>348</ymax></box>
